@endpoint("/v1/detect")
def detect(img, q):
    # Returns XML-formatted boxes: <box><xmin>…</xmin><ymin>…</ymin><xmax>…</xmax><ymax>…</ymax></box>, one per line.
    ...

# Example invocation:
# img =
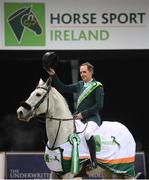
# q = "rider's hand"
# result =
<box><xmin>47</xmin><ymin>68</ymin><xmax>55</xmax><ymax>76</ymax></box>
<box><xmin>73</xmin><ymin>113</ymin><xmax>83</xmax><ymax>120</ymax></box>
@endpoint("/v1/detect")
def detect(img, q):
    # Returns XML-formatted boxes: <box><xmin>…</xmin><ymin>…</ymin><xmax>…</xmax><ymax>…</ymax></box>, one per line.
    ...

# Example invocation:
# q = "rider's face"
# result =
<box><xmin>80</xmin><ymin>65</ymin><xmax>93</xmax><ymax>83</ymax></box>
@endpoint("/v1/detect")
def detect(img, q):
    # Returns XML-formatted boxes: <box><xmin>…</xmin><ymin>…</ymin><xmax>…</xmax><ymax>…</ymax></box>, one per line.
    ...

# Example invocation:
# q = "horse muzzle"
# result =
<box><xmin>17</xmin><ymin>106</ymin><xmax>33</xmax><ymax>122</ymax></box>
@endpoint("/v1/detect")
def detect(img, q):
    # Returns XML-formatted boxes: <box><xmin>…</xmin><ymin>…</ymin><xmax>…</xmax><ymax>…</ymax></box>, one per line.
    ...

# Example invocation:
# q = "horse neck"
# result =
<box><xmin>46</xmin><ymin>88</ymin><xmax>74</xmax><ymax>148</ymax></box>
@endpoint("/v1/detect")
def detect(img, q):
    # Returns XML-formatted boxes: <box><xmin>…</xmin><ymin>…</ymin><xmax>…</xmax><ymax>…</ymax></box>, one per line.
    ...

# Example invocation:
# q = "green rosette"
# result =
<box><xmin>68</xmin><ymin>133</ymin><xmax>80</xmax><ymax>175</ymax></box>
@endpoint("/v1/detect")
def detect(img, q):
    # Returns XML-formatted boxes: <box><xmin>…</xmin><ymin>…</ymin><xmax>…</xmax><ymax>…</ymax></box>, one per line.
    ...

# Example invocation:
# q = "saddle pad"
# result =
<box><xmin>44</xmin><ymin>147</ymin><xmax>63</xmax><ymax>172</ymax></box>
<box><xmin>45</xmin><ymin>121</ymin><xmax>136</xmax><ymax>175</ymax></box>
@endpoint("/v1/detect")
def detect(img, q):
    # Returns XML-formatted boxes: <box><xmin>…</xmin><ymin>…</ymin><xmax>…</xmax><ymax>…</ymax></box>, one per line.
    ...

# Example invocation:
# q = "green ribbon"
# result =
<box><xmin>68</xmin><ymin>133</ymin><xmax>80</xmax><ymax>175</ymax></box>
<box><xmin>77</xmin><ymin>81</ymin><xmax>102</xmax><ymax>108</ymax></box>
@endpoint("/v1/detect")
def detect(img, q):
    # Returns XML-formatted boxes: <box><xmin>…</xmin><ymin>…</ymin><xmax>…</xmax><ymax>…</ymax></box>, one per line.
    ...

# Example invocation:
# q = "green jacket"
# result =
<box><xmin>52</xmin><ymin>74</ymin><xmax>104</xmax><ymax>126</ymax></box>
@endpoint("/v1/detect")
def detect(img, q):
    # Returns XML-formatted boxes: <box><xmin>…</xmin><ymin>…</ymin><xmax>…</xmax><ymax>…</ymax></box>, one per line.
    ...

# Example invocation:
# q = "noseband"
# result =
<box><xmin>20</xmin><ymin>86</ymin><xmax>50</xmax><ymax>118</ymax></box>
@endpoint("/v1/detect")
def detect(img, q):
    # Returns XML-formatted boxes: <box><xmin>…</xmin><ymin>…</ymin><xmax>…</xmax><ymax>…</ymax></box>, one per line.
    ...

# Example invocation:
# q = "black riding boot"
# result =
<box><xmin>86</xmin><ymin>136</ymin><xmax>97</xmax><ymax>168</ymax></box>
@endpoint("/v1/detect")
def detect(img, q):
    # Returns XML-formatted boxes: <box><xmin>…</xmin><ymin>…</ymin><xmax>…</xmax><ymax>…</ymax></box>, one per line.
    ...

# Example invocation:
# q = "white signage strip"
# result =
<box><xmin>0</xmin><ymin>0</ymin><xmax>149</xmax><ymax>50</ymax></box>
<box><xmin>0</xmin><ymin>152</ymin><xmax>5</xmax><ymax>179</ymax></box>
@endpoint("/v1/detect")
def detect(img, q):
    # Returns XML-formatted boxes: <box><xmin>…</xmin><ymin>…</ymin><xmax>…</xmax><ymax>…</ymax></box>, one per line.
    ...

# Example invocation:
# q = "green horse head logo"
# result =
<box><xmin>8</xmin><ymin>7</ymin><xmax>42</xmax><ymax>42</ymax></box>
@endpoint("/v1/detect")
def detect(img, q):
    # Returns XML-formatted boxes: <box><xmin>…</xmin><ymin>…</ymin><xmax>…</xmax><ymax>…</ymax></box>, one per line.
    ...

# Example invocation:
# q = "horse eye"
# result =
<box><xmin>28</xmin><ymin>15</ymin><xmax>33</xmax><ymax>21</ymax></box>
<box><xmin>36</xmin><ymin>93</ymin><xmax>41</xmax><ymax>97</ymax></box>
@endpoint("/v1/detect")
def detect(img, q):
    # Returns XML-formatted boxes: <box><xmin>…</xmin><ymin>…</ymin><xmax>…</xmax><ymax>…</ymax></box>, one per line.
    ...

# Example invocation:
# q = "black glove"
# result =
<box><xmin>42</xmin><ymin>51</ymin><xmax>59</xmax><ymax>71</ymax></box>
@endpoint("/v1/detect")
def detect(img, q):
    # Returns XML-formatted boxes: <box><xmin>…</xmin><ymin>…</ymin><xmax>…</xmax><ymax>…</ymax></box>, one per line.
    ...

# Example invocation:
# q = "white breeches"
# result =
<box><xmin>84</xmin><ymin>121</ymin><xmax>99</xmax><ymax>140</ymax></box>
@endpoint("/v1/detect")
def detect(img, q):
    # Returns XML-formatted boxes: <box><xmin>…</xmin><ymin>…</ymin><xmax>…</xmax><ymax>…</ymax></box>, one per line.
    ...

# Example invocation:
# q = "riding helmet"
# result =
<box><xmin>42</xmin><ymin>51</ymin><xmax>59</xmax><ymax>71</ymax></box>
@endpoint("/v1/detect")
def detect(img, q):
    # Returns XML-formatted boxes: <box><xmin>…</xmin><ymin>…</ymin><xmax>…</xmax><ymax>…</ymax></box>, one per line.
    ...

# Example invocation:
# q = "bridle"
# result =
<box><xmin>20</xmin><ymin>84</ymin><xmax>88</xmax><ymax>149</ymax></box>
<box><xmin>34</xmin><ymin>86</ymin><xmax>50</xmax><ymax>113</ymax></box>
<box><xmin>20</xmin><ymin>86</ymin><xmax>50</xmax><ymax>120</ymax></box>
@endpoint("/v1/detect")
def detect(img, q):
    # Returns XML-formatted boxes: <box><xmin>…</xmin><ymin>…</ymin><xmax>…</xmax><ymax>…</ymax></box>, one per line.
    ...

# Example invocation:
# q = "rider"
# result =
<box><xmin>47</xmin><ymin>62</ymin><xmax>104</xmax><ymax>168</ymax></box>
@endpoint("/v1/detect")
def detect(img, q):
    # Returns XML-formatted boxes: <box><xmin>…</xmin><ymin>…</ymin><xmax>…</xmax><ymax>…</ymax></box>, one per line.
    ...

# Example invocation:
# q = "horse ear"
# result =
<box><xmin>38</xmin><ymin>78</ymin><xmax>45</xmax><ymax>86</ymax></box>
<box><xmin>46</xmin><ymin>77</ymin><xmax>52</xmax><ymax>87</ymax></box>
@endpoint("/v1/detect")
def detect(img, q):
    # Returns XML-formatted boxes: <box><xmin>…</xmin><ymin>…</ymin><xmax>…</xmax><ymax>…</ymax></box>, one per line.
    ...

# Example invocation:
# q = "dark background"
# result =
<box><xmin>0</xmin><ymin>49</ymin><xmax>148</xmax><ymax>152</ymax></box>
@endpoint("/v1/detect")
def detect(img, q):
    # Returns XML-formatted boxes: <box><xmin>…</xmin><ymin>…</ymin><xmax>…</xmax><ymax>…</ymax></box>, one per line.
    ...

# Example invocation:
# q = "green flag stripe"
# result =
<box><xmin>77</xmin><ymin>81</ymin><xmax>101</xmax><ymax>108</ymax></box>
<box><xmin>97</xmin><ymin>161</ymin><xmax>135</xmax><ymax>176</ymax></box>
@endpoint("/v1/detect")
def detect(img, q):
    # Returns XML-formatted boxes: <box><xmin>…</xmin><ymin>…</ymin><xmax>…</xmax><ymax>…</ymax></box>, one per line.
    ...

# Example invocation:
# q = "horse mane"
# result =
<box><xmin>50</xmin><ymin>87</ymin><xmax>72</xmax><ymax>117</ymax></box>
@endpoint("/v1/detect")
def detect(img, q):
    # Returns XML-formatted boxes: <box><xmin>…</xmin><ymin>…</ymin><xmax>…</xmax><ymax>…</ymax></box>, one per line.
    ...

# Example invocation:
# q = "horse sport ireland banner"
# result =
<box><xmin>0</xmin><ymin>0</ymin><xmax>149</xmax><ymax>50</ymax></box>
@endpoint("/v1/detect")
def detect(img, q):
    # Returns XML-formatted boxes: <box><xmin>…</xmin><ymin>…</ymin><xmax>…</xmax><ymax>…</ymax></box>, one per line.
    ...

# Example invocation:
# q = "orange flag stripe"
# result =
<box><xmin>63</xmin><ymin>156</ymin><xmax>90</xmax><ymax>160</ymax></box>
<box><xmin>97</xmin><ymin>156</ymin><xmax>135</xmax><ymax>164</ymax></box>
<box><xmin>63</xmin><ymin>156</ymin><xmax>135</xmax><ymax>164</ymax></box>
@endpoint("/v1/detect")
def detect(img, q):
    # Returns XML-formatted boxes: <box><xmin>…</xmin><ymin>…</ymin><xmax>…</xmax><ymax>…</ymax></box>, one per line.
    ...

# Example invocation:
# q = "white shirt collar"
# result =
<box><xmin>84</xmin><ymin>79</ymin><xmax>93</xmax><ymax>87</ymax></box>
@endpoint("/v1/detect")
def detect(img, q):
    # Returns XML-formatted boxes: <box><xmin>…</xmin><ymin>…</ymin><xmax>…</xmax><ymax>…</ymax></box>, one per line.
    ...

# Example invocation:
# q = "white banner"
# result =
<box><xmin>0</xmin><ymin>152</ymin><xmax>5</xmax><ymax>179</ymax></box>
<box><xmin>0</xmin><ymin>0</ymin><xmax>149</xmax><ymax>49</ymax></box>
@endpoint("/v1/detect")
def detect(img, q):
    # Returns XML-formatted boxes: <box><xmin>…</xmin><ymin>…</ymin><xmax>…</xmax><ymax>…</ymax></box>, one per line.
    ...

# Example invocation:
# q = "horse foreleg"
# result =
<box><xmin>98</xmin><ymin>166</ymin><xmax>113</xmax><ymax>179</ymax></box>
<box><xmin>50</xmin><ymin>171</ymin><xmax>61</xmax><ymax>179</ymax></box>
<box><xmin>62</xmin><ymin>172</ymin><xmax>75</xmax><ymax>179</ymax></box>
<box><xmin>50</xmin><ymin>171</ymin><xmax>83</xmax><ymax>179</ymax></box>
<box><xmin>86</xmin><ymin>166</ymin><xmax>113</xmax><ymax>179</ymax></box>
<box><xmin>95</xmin><ymin>167</ymin><xmax>134</xmax><ymax>179</ymax></box>
<box><xmin>124</xmin><ymin>175</ymin><xmax>135</xmax><ymax>179</ymax></box>
<box><xmin>112</xmin><ymin>174</ymin><xmax>135</xmax><ymax>179</ymax></box>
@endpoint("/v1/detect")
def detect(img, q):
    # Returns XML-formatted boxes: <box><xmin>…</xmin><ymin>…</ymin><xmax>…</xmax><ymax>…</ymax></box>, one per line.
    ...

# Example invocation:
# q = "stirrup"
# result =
<box><xmin>91</xmin><ymin>160</ymin><xmax>97</xmax><ymax>169</ymax></box>
<box><xmin>86</xmin><ymin>159</ymin><xmax>97</xmax><ymax>171</ymax></box>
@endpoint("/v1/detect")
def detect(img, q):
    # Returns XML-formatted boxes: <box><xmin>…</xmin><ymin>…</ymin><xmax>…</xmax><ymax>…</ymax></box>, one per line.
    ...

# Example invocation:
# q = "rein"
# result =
<box><xmin>47</xmin><ymin>116</ymin><xmax>88</xmax><ymax>150</ymax></box>
<box><xmin>49</xmin><ymin>117</ymin><xmax>74</xmax><ymax>121</ymax></box>
<box><xmin>28</xmin><ymin>85</ymin><xmax>87</xmax><ymax>150</ymax></box>
<box><xmin>49</xmin><ymin>116</ymin><xmax>88</xmax><ymax>134</ymax></box>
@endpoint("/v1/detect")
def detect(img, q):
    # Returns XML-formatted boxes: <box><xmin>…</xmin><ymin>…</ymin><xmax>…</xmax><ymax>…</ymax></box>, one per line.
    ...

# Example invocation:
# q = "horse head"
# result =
<box><xmin>21</xmin><ymin>8</ymin><xmax>42</xmax><ymax>35</ymax></box>
<box><xmin>17</xmin><ymin>78</ymin><xmax>51</xmax><ymax>122</ymax></box>
<box><xmin>17</xmin><ymin>77</ymin><xmax>74</xmax><ymax>148</ymax></box>
<box><xmin>8</xmin><ymin>7</ymin><xmax>42</xmax><ymax>42</ymax></box>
